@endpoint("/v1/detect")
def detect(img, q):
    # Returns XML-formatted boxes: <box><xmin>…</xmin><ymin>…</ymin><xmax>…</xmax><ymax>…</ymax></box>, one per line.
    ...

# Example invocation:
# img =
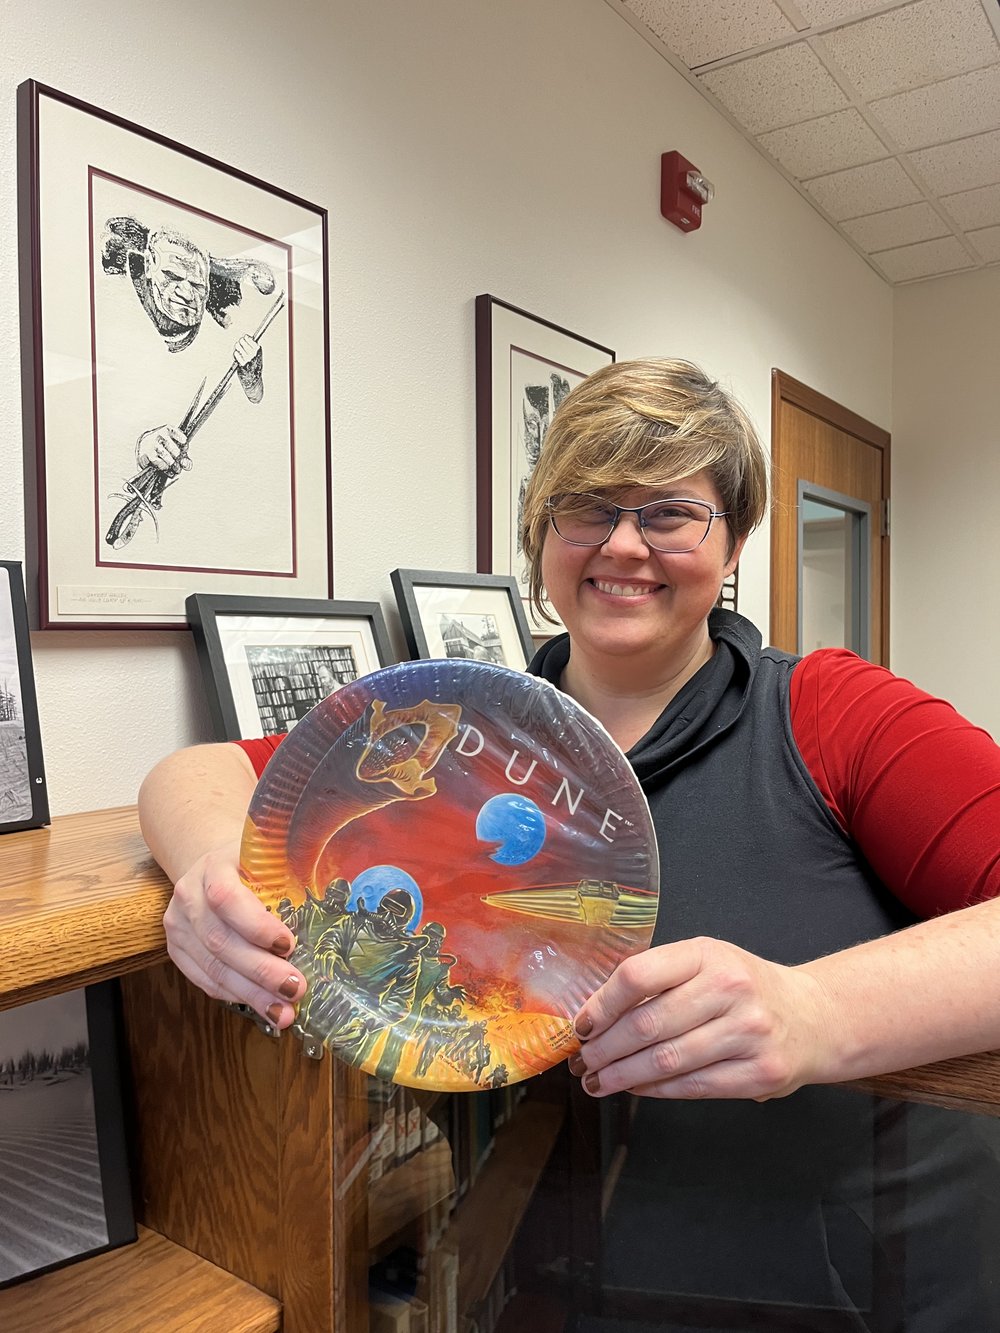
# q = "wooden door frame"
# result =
<box><xmin>770</xmin><ymin>370</ymin><xmax>892</xmax><ymax>665</ymax></box>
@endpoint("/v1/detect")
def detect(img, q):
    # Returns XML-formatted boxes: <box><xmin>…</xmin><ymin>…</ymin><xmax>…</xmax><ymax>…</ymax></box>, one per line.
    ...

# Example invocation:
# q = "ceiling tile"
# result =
<box><xmin>873</xmin><ymin>235</ymin><xmax>974</xmax><ymax>281</ymax></box>
<box><xmin>759</xmin><ymin>109</ymin><xmax>887</xmax><ymax>178</ymax></box>
<box><xmin>802</xmin><ymin>158</ymin><xmax>923</xmax><ymax>220</ymax></box>
<box><xmin>612</xmin><ymin>0</ymin><xmax>1000</xmax><ymax>283</ymax></box>
<box><xmin>841</xmin><ymin>202</ymin><xmax>950</xmax><ymax>251</ymax></box>
<box><xmin>870</xmin><ymin>65</ymin><xmax>1000</xmax><ymax>151</ymax></box>
<box><xmin>967</xmin><ymin>225</ymin><xmax>1000</xmax><ymax>262</ymax></box>
<box><xmin>795</xmin><ymin>0</ymin><xmax>898</xmax><ymax>22</ymax></box>
<box><xmin>820</xmin><ymin>0</ymin><xmax>999</xmax><ymax>101</ymax></box>
<box><xmin>908</xmin><ymin>129</ymin><xmax>1000</xmax><ymax>195</ymax></box>
<box><xmin>700</xmin><ymin>43</ymin><xmax>849</xmax><ymax>134</ymax></box>
<box><xmin>941</xmin><ymin>181</ymin><xmax>1000</xmax><ymax>228</ymax></box>
<box><xmin>623</xmin><ymin>0</ymin><xmax>794</xmax><ymax>68</ymax></box>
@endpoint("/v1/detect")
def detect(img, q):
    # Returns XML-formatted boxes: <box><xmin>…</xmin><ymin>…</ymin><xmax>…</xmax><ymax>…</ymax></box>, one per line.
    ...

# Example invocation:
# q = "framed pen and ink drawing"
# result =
<box><xmin>475</xmin><ymin>295</ymin><xmax>614</xmax><ymax>634</ymax></box>
<box><xmin>0</xmin><ymin>982</ymin><xmax>135</xmax><ymax>1288</ymax></box>
<box><xmin>186</xmin><ymin>593</ymin><xmax>394</xmax><ymax>741</ymax></box>
<box><xmin>391</xmin><ymin>567</ymin><xmax>535</xmax><ymax>669</ymax></box>
<box><xmin>0</xmin><ymin>562</ymin><xmax>48</xmax><ymax>834</ymax></box>
<box><xmin>17</xmin><ymin>81</ymin><xmax>331</xmax><ymax>629</ymax></box>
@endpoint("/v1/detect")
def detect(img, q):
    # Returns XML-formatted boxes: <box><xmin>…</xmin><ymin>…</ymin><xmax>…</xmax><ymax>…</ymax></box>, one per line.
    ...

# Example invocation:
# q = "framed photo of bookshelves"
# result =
<box><xmin>186</xmin><ymin>592</ymin><xmax>393</xmax><ymax>741</ymax></box>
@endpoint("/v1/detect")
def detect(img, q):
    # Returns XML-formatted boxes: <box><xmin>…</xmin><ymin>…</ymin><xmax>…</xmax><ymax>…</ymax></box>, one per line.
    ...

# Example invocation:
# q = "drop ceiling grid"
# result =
<box><xmin>612</xmin><ymin>0</ymin><xmax>1000</xmax><ymax>282</ymax></box>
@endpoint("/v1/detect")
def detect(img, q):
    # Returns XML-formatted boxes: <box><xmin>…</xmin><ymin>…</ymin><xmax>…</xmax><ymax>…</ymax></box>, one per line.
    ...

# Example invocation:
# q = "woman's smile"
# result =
<box><xmin>588</xmin><ymin>578</ymin><xmax>666</xmax><ymax>599</ymax></box>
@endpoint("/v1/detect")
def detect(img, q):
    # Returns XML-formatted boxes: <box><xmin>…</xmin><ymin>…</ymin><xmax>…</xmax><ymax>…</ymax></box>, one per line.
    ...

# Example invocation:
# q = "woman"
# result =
<box><xmin>140</xmin><ymin>359</ymin><xmax>1000</xmax><ymax>1328</ymax></box>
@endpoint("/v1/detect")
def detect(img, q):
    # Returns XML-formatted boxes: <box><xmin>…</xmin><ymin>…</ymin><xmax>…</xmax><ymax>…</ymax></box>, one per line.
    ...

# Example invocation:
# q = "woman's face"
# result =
<box><xmin>540</xmin><ymin>470</ymin><xmax>745</xmax><ymax>668</ymax></box>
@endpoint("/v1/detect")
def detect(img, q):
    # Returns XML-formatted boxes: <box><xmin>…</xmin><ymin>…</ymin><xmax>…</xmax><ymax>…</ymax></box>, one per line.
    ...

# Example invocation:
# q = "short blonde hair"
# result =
<box><xmin>521</xmin><ymin>358</ymin><xmax>768</xmax><ymax>623</ymax></box>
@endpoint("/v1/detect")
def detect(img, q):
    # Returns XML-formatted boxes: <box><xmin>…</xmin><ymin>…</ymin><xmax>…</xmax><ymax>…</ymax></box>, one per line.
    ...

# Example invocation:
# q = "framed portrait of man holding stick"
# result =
<box><xmin>17</xmin><ymin>81</ymin><xmax>331</xmax><ymax>629</ymax></box>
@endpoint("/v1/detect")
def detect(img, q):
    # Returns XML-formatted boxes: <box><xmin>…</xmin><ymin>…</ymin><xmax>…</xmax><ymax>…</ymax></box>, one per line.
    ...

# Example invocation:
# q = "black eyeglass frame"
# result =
<box><xmin>546</xmin><ymin>494</ymin><xmax>731</xmax><ymax>553</ymax></box>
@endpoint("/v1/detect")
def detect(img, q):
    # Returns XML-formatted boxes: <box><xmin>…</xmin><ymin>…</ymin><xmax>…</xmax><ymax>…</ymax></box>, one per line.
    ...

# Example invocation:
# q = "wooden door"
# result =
<box><xmin>770</xmin><ymin>371</ymin><xmax>891</xmax><ymax>664</ymax></box>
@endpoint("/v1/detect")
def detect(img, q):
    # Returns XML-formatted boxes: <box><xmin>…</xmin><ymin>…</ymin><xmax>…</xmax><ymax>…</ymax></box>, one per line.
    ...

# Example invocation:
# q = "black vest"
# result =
<box><xmin>530</xmin><ymin>612</ymin><xmax>1000</xmax><ymax>1331</ymax></box>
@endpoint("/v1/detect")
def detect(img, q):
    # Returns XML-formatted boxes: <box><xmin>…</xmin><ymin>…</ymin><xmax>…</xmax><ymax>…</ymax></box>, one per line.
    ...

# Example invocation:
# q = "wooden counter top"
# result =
<box><xmin>0</xmin><ymin>806</ymin><xmax>171</xmax><ymax>1012</ymax></box>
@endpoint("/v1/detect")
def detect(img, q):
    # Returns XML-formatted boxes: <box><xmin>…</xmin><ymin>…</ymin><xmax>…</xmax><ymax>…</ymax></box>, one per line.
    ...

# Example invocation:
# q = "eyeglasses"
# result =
<box><xmin>547</xmin><ymin>493</ymin><xmax>730</xmax><ymax>553</ymax></box>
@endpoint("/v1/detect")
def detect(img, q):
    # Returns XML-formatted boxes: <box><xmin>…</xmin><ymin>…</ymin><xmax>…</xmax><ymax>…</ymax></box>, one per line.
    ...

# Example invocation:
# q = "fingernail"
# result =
<box><xmin>278</xmin><ymin>975</ymin><xmax>300</xmax><ymax>1000</ymax></box>
<box><xmin>568</xmin><ymin>1053</ymin><xmax>586</xmax><ymax>1077</ymax></box>
<box><xmin>266</xmin><ymin>1003</ymin><xmax>282</xmax><ymax>1025</ymax></box>
<box><xmin>575</xmin><ymin>1014</ymin><xmax>593</xmax><ymax>1039</ymax></box>
<box><xmin>271</xmin><ymin>937</ymin><xmax>292</xmax><ymax>957</ymax></box>
<box><xmin>584</xmin><ymin>1072</ymin><xmax>601</xmax><ymax>1094</ymax></box>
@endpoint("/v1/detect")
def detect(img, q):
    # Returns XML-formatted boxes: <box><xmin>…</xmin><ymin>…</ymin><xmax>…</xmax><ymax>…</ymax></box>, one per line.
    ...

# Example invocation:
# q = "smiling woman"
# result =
<box><xmin>539</xmin><ymin>471</ymin><xmax>743</xmax><ymax>731</ymax></box>
<box><xmin>138</xmin><ymin>357</ymin><xmax>1000</xmax><ymax>1327</ymax></box>
<box><xmin>521</xmin><ymin>360</ymin><xmax>767</xmax><ymax>746</ymax></box>
<box><xmin>513</xmin><ymin>356</ymin><xmax>1000</xmax><ymax>1325</ymax></box>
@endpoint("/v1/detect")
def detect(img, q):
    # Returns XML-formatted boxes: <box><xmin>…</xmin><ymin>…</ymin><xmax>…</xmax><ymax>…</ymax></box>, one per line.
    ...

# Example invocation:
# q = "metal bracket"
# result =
<box><xmin>222</xmin><ymin>1002</ymin><xmax>281</xmax><ymax>1040</ymax></box>
<box><xmin>299</xmin><ymin>1032</ymin><xmax>325</xmax><ymax>1061</ymax></box>
<box><xmin>223</xmin><ymin>1003</ymin><xmax>328</xmax><ymax>1061</ymax></box>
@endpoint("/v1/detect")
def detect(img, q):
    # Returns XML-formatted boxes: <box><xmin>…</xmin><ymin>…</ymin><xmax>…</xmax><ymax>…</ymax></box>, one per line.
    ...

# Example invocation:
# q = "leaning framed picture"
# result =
<box><xmin>390</xmin><ymin>568</ymin><xmax>535</xmax><ymax>670</ymax></box>
<box><xmin>0</xmin><ymin>981</ymin><xmax>136</xmax><ymax>1289</ymax></box>
<box><xmin>186</xmin><ymin>593</ymin><xmax>394</xmax><ymax>741</ymax></box>
<box><xmin>475</xmin><ymin>294</ymin><xmax>614</xmax><ymax>633</ymax></box>
<box><xmin>0</xmin><ymin>561</ymin><xmax>49</xmax><ymax>833</ymax></box>
<box><xmin>17</xmin><ymin>80</ymin><xmax>332</xmax><ymax>629</ymax></box>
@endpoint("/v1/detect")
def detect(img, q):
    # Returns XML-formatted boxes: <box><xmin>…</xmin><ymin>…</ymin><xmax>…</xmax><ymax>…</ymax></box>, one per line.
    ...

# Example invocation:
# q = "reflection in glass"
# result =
<box><xmin>799</xmin><ymin>492</ymin><xmax>870</xmax><ymax>658</ymax></box>
<box><xmin>801</xmin><ymin>497</ymin><xmax>854</xmax><ymax>653</ymax></box>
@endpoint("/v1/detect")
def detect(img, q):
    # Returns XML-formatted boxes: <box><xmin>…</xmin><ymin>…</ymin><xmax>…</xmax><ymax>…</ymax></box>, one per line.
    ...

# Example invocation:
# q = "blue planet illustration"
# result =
<box><xmin>476</xmin><ymin>793</ymin><xmax>547</xmax><ymax>866</ymax></box>
<box><xmin>348</xmin><ymin>865</ymin><xmax>423</xmax><ymax>932</ymax></box>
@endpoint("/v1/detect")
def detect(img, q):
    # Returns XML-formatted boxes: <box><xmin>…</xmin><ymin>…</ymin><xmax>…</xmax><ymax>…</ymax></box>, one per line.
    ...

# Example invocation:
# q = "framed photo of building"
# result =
<box><xmin>0</xmin><ymin>562</ymin><xmax>48</xmax><ymax>834</ymax></box>
<box><xmin>475</xmin><ymin>294</ymin><xmax>614</xmax><ymax>633</ymax></box>
<box><xmin>390</xmin><ymin>568</ymin><xmax>535</xmax><ymax>670</ymax></box>
<box><xmin>17</xmin><ymin>80</ymin><xmax>332</xmax><ymax>629</ymax></box>
<box><xmin>0</xmin><ymin>982</ymin><xmax>135</xmax><ymax>1288</ymax></box>
<box><xmin>186</xmin><ymin>593</ymin><xmax>394</xmax><ymax>741</ymax></box>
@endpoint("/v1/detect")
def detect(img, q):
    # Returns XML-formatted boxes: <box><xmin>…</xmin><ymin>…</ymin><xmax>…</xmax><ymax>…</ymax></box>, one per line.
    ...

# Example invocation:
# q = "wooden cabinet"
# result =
<box><xmin>0</xmin><ymin>808</ymin><xmax>569</xmax><ymax>1332</ymax></box>
<box><xmin>3</xmin><ymin>807</ymin><xmax>1000</xmax><ymax>1332</ymax></box>
<box><xmin>0</xmin><ymin>807</ymin><xmax>281</xmax><ymax>1332</ymax></box>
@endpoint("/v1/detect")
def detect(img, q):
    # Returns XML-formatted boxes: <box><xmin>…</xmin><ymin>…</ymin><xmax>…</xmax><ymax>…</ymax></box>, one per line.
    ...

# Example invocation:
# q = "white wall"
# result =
<box><xmin>0</xmin><ymin>0</ymin><xmax>893</xmax><ymax>815</ymax></box>
<box><xmin>892</xmin><ymin>266</ymin><xmax>1000</xmax><ymax>737</ymax></box>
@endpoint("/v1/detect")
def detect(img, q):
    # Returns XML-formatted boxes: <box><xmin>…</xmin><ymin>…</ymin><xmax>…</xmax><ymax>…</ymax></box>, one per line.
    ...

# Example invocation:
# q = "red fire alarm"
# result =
<box><xmin>660</xmin><ymin>151</ymin><xmax>714</xmax><ymax>233</ymax></box>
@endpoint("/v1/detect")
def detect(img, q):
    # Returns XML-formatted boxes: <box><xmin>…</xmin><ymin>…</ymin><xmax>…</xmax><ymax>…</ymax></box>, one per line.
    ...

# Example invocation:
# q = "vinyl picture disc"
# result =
<box><xmin>240</xmin><ymin>659</ymin><xmax>659</xmax><ymax>1091</ymax></box>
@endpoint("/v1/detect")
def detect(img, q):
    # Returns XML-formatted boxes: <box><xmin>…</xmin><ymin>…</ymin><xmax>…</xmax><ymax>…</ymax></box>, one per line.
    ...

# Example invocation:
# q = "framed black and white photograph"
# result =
<box><xmin>390</xmin><ymin>568</ymin><xmax>535</xmax><ymax>670</ymax></box>
<box><xmin>0</xmin><ymin>562</ymin><xmax>48</xmax><ymax>834</ymax></box>
<box><xmin>719</xmin><ymin>568</ymin><xmax>739</xmax><ymax>613</ymax></box>
<box><xmin>475</xmin><ymin>294</ymin><xmax>614</xmax><ymax>632</ymax></box>
<box><xmin>18</xmin><ymin>81</ymin><xmax>332</xmax><ymax>629</ymax></box>
<box><xmin>187</xmin><ymin>593</ymin><xmax>394</xmax><ymax>741</ymax></box>
<box><xmin>0</xmin><ymin>982</ymin><xmax>135</xmax><ymax>1288</ymax></box>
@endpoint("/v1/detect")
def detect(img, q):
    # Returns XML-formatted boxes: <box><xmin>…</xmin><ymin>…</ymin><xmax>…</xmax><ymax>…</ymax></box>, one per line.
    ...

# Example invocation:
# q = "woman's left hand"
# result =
<box><xmin>570</xmin><ymin>937</ymin><xmax>836</xmax><ymax>1101</ymax></box>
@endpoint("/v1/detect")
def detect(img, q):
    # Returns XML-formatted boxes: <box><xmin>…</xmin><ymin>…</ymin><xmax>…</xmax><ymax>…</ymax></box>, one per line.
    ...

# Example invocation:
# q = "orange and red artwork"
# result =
<box><xmin>240</xmin><ymin>659</ymin><xmax>658</xmax><ymax>1091</ymax></box>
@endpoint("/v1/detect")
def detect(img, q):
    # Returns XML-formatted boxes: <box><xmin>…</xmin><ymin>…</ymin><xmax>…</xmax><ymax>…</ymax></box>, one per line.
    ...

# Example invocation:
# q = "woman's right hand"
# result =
<box><xmin>162</xmin><ymin>840</ymin><xmax>305</xmax><ymax>1029</ymax></box>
